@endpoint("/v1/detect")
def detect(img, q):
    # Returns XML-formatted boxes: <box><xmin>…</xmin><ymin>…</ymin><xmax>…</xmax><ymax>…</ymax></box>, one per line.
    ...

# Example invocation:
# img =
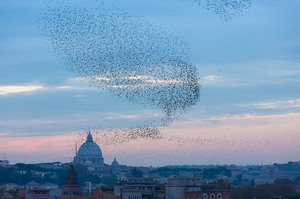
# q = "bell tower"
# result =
<box><xmin>62</xmin><ymin>164</ymin><xmax>82</xmax><ymax>196</ymax></box>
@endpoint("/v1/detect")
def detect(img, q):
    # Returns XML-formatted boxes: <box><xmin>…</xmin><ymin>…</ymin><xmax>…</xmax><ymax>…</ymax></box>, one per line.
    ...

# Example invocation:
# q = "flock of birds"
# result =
<box><xmin>73</xmin><ymin>127</ymin><xmax>219</xmax><ymax>149</ymax></box>
<box><xmin>41</xmin><ymin>0</ymin><xmax>252</xmax><ymax>144</ymax></box>
<box><xmin>41</xmin><ymin>1</ymin><xmax>200</xmax><ymax>126</ymax></box>
<box><xmin>184</xmin><ymin>0</ymin><xmax>251</xmax><ymax>20</ymax></box>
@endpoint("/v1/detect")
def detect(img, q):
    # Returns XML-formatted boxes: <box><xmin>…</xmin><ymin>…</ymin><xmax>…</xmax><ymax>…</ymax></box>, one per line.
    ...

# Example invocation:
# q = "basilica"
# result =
<box><xmin>73</xmin><ymin>132</ymin><xmax>104</xmax><ymax>169</ymax></box>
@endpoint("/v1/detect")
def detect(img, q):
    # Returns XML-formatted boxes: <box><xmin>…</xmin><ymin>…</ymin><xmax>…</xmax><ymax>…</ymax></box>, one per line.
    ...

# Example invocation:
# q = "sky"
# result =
<box><xmin>0</xmin><ymin>0</ymin><xmax>300</xmax><ymax>166</ymax></box>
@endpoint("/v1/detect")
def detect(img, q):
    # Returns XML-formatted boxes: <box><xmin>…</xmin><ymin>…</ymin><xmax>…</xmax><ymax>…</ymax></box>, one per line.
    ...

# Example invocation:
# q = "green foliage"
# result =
<box><xmin>0</xmin><ymin>167</ymin><xmax>18</xmax><ymax>183</ymax></box>
<box><xmin>155</xmin><ymin>184</ymin><xmax>165</xmax><ymax>191</ymax></box>
<box><xmin>73</xmin><ymin>164</ymin><xmax>102</xmax><ymax>185</ymax></box>
<box><xmin>100</xmin><ymin>185</ymin><xmax>114</xmax><ymax>192</ymax></box>
<box><xmin>203</xmin><ymin>167</ymin><xmax>232</xmax><ymax>179</ymax></box>
<box><xmin>131</xmin><ymin>168</ymin><xmax>144</xmax><ymax>178</ymax></box>
<box><xmin>0</xmin><ymin>164</ymin><xmax>68</xmax><ymax>185</ymax></box>
<box><xmin>285</xmin><ymin>196</ymin><xmax>300</xmax><ymax>199</ymax></box>
<box><xmin>101</xmin><ymin>176</ymin><xmax>117</xmax><ymax>186</ymax></box>
<box><xmin>15</xmin><ymin>163</ymin><xmax>46</xmax><ymax>171</ymax></box>
<box><xmin>294</xmin><ymin>176</ymin><xmax>300</xmax><ymax>184</ymax></box>
<box><xmin>274</xmin><ymin>162</ymin><xmax>300</xmax><ymax>172</ymax></box>
<box><xmin>231</xmin><ymin>178</ymin><xmax>298</xmax><ymax>199</ymax></box>
<box><xmin>150</xmin><ymin>166</ymin><xmax>202</xmax><ymax>177</ymax></box>
<box><xmin>0</xmin><ymin>163</ymin><xmax>118</xmax><ymax>186</ymax></box>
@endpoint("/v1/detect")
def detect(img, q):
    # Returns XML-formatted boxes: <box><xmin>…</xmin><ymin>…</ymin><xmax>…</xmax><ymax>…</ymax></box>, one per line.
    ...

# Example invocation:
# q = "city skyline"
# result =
<box><xmin>1</xmin><ymin>0</ymin><xmax>300</xmax><ymax>166</ymax></box>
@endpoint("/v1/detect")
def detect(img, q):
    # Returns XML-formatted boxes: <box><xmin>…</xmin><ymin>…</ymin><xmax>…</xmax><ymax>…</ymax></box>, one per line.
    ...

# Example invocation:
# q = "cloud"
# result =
<box><xmin>0</xmin><ymin>109</ymin><xmax>165</xmax><ymax>137</ymax></box>
<box><xmin>103</xmin><ymin>112</ymin><xmax>163</xmax><ymax>120</ymax></box>
<box><xmin>201</xmin><ymin>75</ymin><xmax>220</xmax><ymax>84</ymax></box>
<box><xmin>172</xmin><ymin>111</ymin><xmax>300</xmax><ymax>130</ymax></box>
<box><xmin>0</xmin><ymin>85</ymin><xmax>44</xmax><ymax>95</ymax></box>
<box><xmin>204</xmin><ymin>112</ymin><xmax>300</xmax><ymax>129</ymax></box>
<box><xmin>73</xmin><ymin>94</ymin><xmax>87</xmax><ymax>98</ymax></box>
<box><xmin>197</xmin><ymin>59</ymin><xmax>300</xmax><ymax>88</ymax></box>
<box><xmin>0</xmin><ymin>84</ymin><xmax>71</xmax><ymax>95</ymax></box>
<box><xmin>88</xmin><ymin>75</ymin><xmax>192</xmax><ymax>87</ymax></box>
<box><xmin>0</xmin><ymin>80</ymin><xmax>95</xmax><ymax>96</ymax></box>
<box><xmin>236</xmin><ymin>99</ymin><xmax>300</xmax><ymax>109</ymax></box>
<box><xmin>0</xmin><ymin>133</ymin><xmax>76</xmax><ymax>163</ymax></box>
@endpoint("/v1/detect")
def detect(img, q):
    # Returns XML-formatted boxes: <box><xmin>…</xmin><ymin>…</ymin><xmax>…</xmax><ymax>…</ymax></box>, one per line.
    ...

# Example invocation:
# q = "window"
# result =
<box><xmin>203</xmin><ymin>194</ymin><xmax>208</xmax><ymax>199</ymax></box>
<box><xmin>210</xmin><ymin>194</ymin><xmax>215</xmax><ymax>199</ymax></box>
<box><xmin>218</xmin><ymin>193</ymin><xmax>222</xmax><ymax>199</ymax></box>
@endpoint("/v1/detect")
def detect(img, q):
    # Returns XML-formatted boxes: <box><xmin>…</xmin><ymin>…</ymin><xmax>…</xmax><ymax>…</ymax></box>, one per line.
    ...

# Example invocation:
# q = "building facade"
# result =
<box><xmin>114</xmin><ymin>178</ymin><xmax>164</xmax><ymax>199</ymax></box>
<box><xmin>166</xmin><ymin>177</ymin><xmax>231</xmax><ymax>199</ymax></box>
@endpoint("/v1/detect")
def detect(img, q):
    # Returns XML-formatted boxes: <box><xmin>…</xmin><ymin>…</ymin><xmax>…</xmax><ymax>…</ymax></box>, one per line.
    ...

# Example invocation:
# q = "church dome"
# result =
<box><xmin>77</xmin><ymin>132</ymin><xmax>102</xmax><ymax>156</ymax></box>
<box><xmin>111</xmin><ymin>157</ymin><xmax>120</xmax><ymax>167</ymax></box>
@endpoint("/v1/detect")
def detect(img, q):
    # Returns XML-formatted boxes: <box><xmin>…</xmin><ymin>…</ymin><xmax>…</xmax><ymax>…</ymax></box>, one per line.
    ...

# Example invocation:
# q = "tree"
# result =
<box><xmin>131</xmin><ymin>168</ymin><xmax>144</xmax><ymax>178</ymax></box>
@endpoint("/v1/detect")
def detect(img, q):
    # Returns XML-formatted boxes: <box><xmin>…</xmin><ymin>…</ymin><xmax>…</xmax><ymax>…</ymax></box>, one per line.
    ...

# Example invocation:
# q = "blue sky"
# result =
<box><xmin>0</xmin><ymin>0</ymin><xmax>300</xmax><ymax>166</ymax></box>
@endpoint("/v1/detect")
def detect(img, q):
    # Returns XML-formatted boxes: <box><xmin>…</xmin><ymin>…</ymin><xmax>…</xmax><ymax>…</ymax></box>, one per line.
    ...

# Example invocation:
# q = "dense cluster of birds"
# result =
<box><xmin>97</xmin><ymin>129</ymin><xmax>219</xmax><ymax>146</ymax></box>
<box><xmin>40</xmin><ymin>1</ymin><xmax>200</xmax><ymax>127</ymax></box>
<box><xmin>73</xmin><ymin>128</ymin><xmax>218</xmax><ymax>148</ymax></box>
<box><xmin>41</xmin><ymin>0</ymin><xmax>251</xmax><ymax>143</ymax></box>
<box><xmin>183</xmin><ymin>0</ymin><xmax>252</xmax><ymax>20</ymax></box>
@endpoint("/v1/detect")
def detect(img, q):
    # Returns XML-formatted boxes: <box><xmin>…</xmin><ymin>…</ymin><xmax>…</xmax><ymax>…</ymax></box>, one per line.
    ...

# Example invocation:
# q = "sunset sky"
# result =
<box><xmin>0</xmin><ymin>0</ymin><xmax>300</xmax><ymax>166</ymax></box>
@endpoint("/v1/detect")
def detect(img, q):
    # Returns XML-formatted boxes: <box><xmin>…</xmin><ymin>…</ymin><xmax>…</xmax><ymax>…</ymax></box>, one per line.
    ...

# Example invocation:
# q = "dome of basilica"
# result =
<box><xmin>111</xmin><ymin>157</ymin><xmax>120</xmax><ymax>168</ymax></box>
<box><xmin>77</xmin><ymin>133</ymin><xmax>102</xmax><ymax>156</ymax></box>
<box><xmin>73</xmin><ymin>131</ymin><xmax>104</xmax><ymax>168</ymax></box>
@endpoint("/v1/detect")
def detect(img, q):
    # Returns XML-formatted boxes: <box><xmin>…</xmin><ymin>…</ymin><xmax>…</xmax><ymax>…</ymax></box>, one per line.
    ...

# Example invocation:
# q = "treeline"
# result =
<box><xmin>150</xmin><ymin>166</ymin><xmax>231</xmax><ymax>179</ymax></box>
<box><xmin>0</xmin><ymin>164</ymin><xmax>116</xmax><ymax>186</ymax></box>
<box><xmin>231</xmin><ymin>178</ymin><xmax>300</xmax><ymax>199</ymax></box>
<box><xmin>0</xmin><ymin>163</ymin><xmax>68</xmax><ymax>186</ymax></box>
<box><xmin>274</xmin><ymin>161</ymin><xmax>300</xmax><ymax>172</ymax></box>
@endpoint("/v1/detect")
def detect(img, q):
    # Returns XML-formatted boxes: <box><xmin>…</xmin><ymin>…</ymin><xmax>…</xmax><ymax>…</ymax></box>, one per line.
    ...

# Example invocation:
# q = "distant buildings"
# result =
<box><xmin>5</xmin><ymin>184</ymin><xmax>18</xmax><ymax>192</ymax></box>
<box><xmin>2</xmin><ymin>160</ymin><xmax>300</xmax><ymax>199</ymax></box>
<box><xmin>165</xmin><ymin>177</ymin><xmax>231</xmax><ymax>199</ymax></box>
<box><xmin>0</xmin><ymin>160</ymin><xmax>9</xmax><ymax>167</ymax></box>
<box><xmin>14</xmin><ymin>181</ymin><xmax>62</xmax><ymax>199</ymax></box>
<box><xmin>0</xmin><ymin>189</ymin><xmax>16</xmax><ymax>199</ymax></box>
<box><xmin>59</xmin><ymin>165</ymin><xmax>119</xmax><ymax>199</ymax></box>
<box><xmin>114</xmin><ymin>178</ymin><xmax>164</xmax><ymax>199</ymax></box>
<box><xmin>25</xmin><ymin>189</ymin><xmax>50</xmax><ymax>199</ymax></box>
<box><xmin>1</xmin><ymin>132</ymin><xmax>300</xmax><ymax>199</ymax></box>
<box><xmin>112</xmin><ymin>177</ymin><xmax>232</xmax><ymax>199</ymax></box>
<box><xmin>72</xmin><ymin>132</ymin><xmax>130</xmax><ymax>178</ymax></box>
